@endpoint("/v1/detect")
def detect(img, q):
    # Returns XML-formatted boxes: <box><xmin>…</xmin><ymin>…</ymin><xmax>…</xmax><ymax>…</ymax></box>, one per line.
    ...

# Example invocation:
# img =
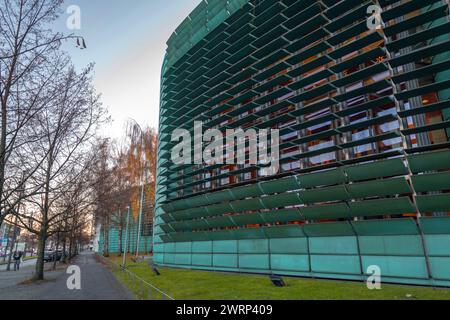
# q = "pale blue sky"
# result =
<box><xmin>54</xmin><ymin>0</ymin><xmax>201</xmax><ymax>138</ymax></box>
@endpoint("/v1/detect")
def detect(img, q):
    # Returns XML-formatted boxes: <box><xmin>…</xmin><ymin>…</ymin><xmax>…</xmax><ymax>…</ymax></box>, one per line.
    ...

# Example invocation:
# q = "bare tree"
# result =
<box><xmin>0</xmin><ymin>0</ymin><xmax>76</xmax><ymax>227</ymax></box>
<box><xmin>13</xmin><ymin>62</ymin><xmax>106</xmax><ymax>280</ymax></box>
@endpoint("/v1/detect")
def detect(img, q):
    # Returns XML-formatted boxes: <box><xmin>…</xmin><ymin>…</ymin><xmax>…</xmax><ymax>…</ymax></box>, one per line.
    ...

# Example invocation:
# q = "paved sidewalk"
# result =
<box><xmin>0</xmin><ymin>252</ymin><xmax>134</xmax><ymax>300</ymax></box>
<box><xmin>0</xmin><ymin>258</ymin><xmax>37</xmax><ymax>271</ymax></box>
<box><xmin>0</xmin><ymin>262</ymin><xmax>38</xmax><ymax>291</ymax></box>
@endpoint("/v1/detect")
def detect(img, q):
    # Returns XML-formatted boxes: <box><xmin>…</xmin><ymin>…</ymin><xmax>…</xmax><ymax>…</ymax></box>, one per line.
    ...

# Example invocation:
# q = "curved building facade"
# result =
<box><xmin>155</xmin><ymin>0</ymin><xmax>450</xmax><ymax>286</ymax></box>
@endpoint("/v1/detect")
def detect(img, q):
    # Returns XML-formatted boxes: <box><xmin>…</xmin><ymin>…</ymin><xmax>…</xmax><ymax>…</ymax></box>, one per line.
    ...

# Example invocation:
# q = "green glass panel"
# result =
<box><xmin>430</xmin><ymin>257</ymin><xmax>450</xmax><ymax>280</ymax></box>
<box><xmin>309</xmin><ymin>237</ymin><xmax>358</xmax><ymax>255</ymax></box>
<box><xmin>160</xmin><ymin>213</ymin><xmax>174</xmax><ymax>223</ymax></box>
<box><xmin>205</xmin><ymin>216</ymin><xmax>235</xmax><ymax>229</ymax></box>
<box><xmin>169</xmin><ymin>221</ymin><xmax>189</xmax><ymax>232</ymax></box>
<box><xmin>297</xmin><ymin>169</ymin><xmax>347</xmax><ymax>188</ymax></box>
<box><xmin>213</xmin><ymin>240</ymin><xmax>237</xmax><ymax>253</ymax></box>
<box><xmin>239</xmin><ymin>254</ymin><xmax>269</xmax><ymax>269</ymax></box>
<box><xmin>311</xmin><ymin>255</ymin><xmax>362</xmax><ymax>275</ymax></box>
<box><xmin>412</xmin><ymin>172</ymin><xmax>450</xmax><ymax>192</ymax></box>
<box><xmin>261</xmin><ymin>192</ymin><xmax>302</xmax><ymax>209</ymax></box>
<box><xmin>170</xmin><ymin>233</ymin><xmax>196</xmax><ymax>242</ymax></box>
<box><xmin>420</xmin><ymin>217</ymin><xmax>450</xmax><ymax>235</ymax></box>
<box><xmin>192</xmin><ymin>241</ymin><xmax>213</xmax><ymax>253</ymax></box>
<box><xmin>261</xmin><ymin>208</ymin><xmax>304</xmax><ymax>223</ymax></box>
<box><xmin>416</xmin><ymin>194</ymin><xmax>450</xmax><ymax>212</ymax></box>
<box><xmin>263</xmin><ymin>225</ymin><xmax>306</xmax><ymax>238</ymax></box>
<box><xmin>362</xmin><ymin>256</ymin><xmax>429</xmax><ymax>279</ymax></box>
<box><xmin>187</xmin><ymin>207</ymin><xmax>210</xmax><ymax>219</ymax></box>
<box><xmin>270</xmin><ymin>238</ymin><xmax>308</xmax><ymax>254</ymax></box>
<box><xmin>206</xmin><ymin>190</ymin><xmax>234</xmax><ymax>204</ymax></box>
<box><xmin>259</xmin><ymin>176</ymin><xmax>300</xmax><ymax>194</ymax></box>
<box><xmin>188</xmin><ymin>194</ymin><xmax>210</xmax><ymax>207</ymax></box>
<box><xmin>213</xmin><ymin>253</ymin><xmax>238</xmax><ymax>268</ymax></box>
<box><xmin>206</xmin><ymin>203</ymin><xmax>233</xmax><ymax>216</ymax></box>
<box><xmin>159</xmin><ymin>235</ymin><xmax>172</xmax><ymax>243</ymax></box>
<box><xmin>344</xmin><ymin>158</ymin><xmax>406</xmax><ymax>181</ymax></box>
<box><xmin>175</xmin><ymin>242</ymin><xmax>191</xmax><ymax>253</ymax></box>
<box><xmin>349</xmin><ymin>197</ymin><xmax>416</xmax><ymax>217</ymax></box>
<box><xmin>352</xmin><ymin>218</ymin><xmax>419</xmax><ymax>236</ymax></box>
<box><xmin>166</xmin><ymin>199</ymin><xmax>189</xmax><ymax>212</ymax></box>
<box><xmin>333</xmin><ymin>63</ymin><xmax>388</xmax><ymax>88</ymax></box>
<box><xmin>192</xmin><ymin>254</ymin><xmax>212</xmax><ymax>266</ymax></box>
<box><xmin>231</xmin><ymin>228</ymin><xmax>267</xmax><ymax>240</ymax></box>
<box><xmin>206</xmin><ymin>230</ymin><xmax>234</xmax><ymax>241</ymax></box>
<box><xmin>160</xmin><ymin>224</ymin><xmax>174</xmax><ymax>233</ymax></box>
<box><xmin>347</xmin><ymin>177</ymin><xmax>412</xmax><ymax>198</ymax></box>
<box><xmin>300</xmin><ymin>203</ymin><xmax>351</xmax><ymax>220</ymax></box>
<box><xmin>271</xmin><ymin>254</ymin><xmax>310</xmax><ymax>272</ymax></box>
<box><xmin>359</xmin><ymin>235</ymin><xmax>424</xmax><ymax>256</ymax></box>
<box><xmin>425</xmin><ymin>235</ymin><xmax>450</xmax><ymax>256</ymax></box>
<box><xmin>238</xmin><ymin>239</ymin><xmax>269</xmax><ymax>254</ymax></box>
<box><xmin>299</xmin><ymin>185</ymin><xmax>349</xmax><ymax>204</ymax></box>
<box><xmin>303</xmin><ymin>222</ymin><xmax>355</xmax><ymax>237</ymax></box>
<box><xmin>231</xmin><ymin>198</ymin><xmax>265</xmax><ymax>212</ymax></box>
<box><xmin>231</xmin><ymin>213</ymin><xmax>265</xmax><ymax>226</ymax></box>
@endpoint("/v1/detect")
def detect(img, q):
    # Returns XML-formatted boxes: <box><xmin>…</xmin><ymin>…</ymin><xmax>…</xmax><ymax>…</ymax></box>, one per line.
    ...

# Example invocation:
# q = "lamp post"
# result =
<box><xmin>136</xmin><ymin>177</ymin><xmax>145</xmax><ymax>258</ymax></box>
<box><xmin>128</xmin><ymin>119</ymin><xmax>147</xmax><ymax>258</ymax></box>
<box><xmin>122</xmin><ymin>206</ymin><xmax>131</xmax><ymax>268</ymax></box>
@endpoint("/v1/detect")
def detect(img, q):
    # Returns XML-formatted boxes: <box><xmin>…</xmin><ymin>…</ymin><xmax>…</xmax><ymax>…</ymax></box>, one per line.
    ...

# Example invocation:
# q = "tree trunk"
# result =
<box><xmin>6</xmin><ymin>224</ymin><xmax>18</xmax><ymax>271</ymax></box>
<box><xmin>61</xmin><ymin>236</ymin><xmax>67</xmax><ymax>263</ymax></box>
<box><xmin>68</xmin><ymin>232</ymin><xmax>72</xmax><ymax>260</ymax></box>
<box><xmin>34</xmin><ymin>230</ymin><xmax>46</xmax><ymax>281</ymax></box>
<box><xmin>52</xmin><ymin>232</ymin><xmax>60</xmax><ymax>270</ymax></box>
<box><xmin>2</xmin><ymin>224</ymin><xmax>11</xmax><ymax>262</ymax></box>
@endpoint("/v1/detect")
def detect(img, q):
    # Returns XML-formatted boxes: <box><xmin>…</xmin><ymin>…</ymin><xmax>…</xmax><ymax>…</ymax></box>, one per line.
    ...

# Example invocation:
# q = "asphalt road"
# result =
<box><xmin>0</xmin><ymin>252</ymin><xmax>134</xmax><ymax>300</ymax></box>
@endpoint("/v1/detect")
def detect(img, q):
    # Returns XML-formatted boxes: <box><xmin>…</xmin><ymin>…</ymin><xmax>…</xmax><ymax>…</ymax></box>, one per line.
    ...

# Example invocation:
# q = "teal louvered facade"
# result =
<box><xmin>155</xmin><ymin>0</ymin><xmax>450</xmax><ymax>286</ymax></box>
<box><xmin>97</xmin><ymin>215</ymin><xmax>153</xmax><ymax>255</ymax></box>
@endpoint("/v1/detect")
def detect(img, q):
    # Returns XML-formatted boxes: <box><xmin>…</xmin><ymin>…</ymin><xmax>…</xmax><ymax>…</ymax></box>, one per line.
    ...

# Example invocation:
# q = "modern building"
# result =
<box><xmin>97</xmin><ymin>214</ymin><xmax>153</xmax><ymax>255</ymax></box>
<box><xmin>155</xmin><ymin>0</ymin><xmax>450</xmax><ymax>286</ymax></box>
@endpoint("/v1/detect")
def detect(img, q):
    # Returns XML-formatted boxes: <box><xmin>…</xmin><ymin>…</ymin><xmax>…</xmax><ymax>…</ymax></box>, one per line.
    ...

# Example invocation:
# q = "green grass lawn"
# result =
<box><xmin>108</xmin><ymin>255</ymin><xmax>450</xmax><ymax>300</ymax></box>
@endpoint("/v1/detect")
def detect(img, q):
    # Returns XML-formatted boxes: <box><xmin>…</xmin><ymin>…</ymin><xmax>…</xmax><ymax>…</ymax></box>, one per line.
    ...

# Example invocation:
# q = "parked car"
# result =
<box><xmin>44</xmin><ymin>251</ymin><xmax>56</xmax><ymax>262</ymax></box>
<box><xmin>55</xmin><ymin>250</ymin><xmax>64</xmax><ymax>261</ymax></box>
<box><xmin>44</xmin><ymin>250</ymin><xmax>67</xmax><ymax>262</ymax></box>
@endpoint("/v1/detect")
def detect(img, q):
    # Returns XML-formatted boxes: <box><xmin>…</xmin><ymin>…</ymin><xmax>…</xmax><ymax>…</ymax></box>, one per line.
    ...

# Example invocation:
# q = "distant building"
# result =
<box><xmin>0</xmin><ymin>222</ymin><xmax>18</xmax><ymax>254</ymax></box>
<box><xmin>96</xmin><ymin>186</ymin><xmax>154</xmax><ymax>255</ymax></box>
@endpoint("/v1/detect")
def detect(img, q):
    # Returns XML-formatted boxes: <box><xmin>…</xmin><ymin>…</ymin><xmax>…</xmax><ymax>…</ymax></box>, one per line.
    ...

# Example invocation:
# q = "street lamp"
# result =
<box><xmin>136</xmin><ymin>174</ymin><xmax>145</xmax><ymax>258</ymax></box>
<box><xmin>127</xmin><ymin>119</ymin><xmax>147</xmax><ymax>258</ymax></box>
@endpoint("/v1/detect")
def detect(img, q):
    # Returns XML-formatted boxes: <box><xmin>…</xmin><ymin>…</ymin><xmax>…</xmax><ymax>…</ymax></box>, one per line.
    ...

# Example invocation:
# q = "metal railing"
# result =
<box><xmin>100</xmin><ymin>255</ymin><xmax>174</xmax><ymax>300</ymax></box>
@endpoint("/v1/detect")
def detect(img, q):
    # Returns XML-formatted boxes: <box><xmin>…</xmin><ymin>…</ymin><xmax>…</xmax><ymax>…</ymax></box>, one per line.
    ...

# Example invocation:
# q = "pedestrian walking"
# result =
<box><xmin>13</xmin><ymin>251</ymin><xmax>22</xmax><ymax>271</ymax></box>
